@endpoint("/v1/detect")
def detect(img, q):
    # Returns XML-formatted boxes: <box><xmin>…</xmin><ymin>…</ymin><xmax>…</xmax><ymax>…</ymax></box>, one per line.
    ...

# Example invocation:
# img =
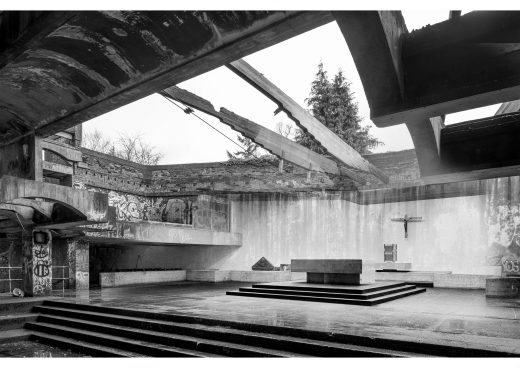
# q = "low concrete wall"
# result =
<box><xmin>486</xmin><ymin>277</ymin><xmax>520</xmax><ymax>297</ymax></box>
<box><xmin>186</xmin><ymin>270</ymin><xmax>230</xmax><ymax>282</ymax></box>
<box><xmin>376</xmin><ymin>271</ymin><xmax>451</xmax><ymax>283</ymax></box>
<box><xmin>100</xmin><ymin>270</ymin><xmax>186</xmax><ymax>287</ymax></box>
<box><xmin>433</xmin><ymin>273</ymin><xmax>490</xmax><ymax>289</ymax></box>
<box><xmin>229</xmin><ymin>271</ymin><xmax>291</xmax><ymax>283</ymax></box>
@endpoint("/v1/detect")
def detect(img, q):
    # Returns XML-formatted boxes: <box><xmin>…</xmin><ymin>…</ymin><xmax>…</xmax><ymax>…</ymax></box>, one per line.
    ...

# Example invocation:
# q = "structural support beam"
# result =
<box><xmin>406</xmin><ymin>116</ymin><xmax>444</xmax><ymax>176</ymax></box>
<box><xmin>336</xmin><ymin>11</ymin><xmax>520</xmax><ymax>127</ymax></box>
<box><xmin>333</xmin><ymin>11</ymin><xmax>407</xmax><ymax>123</ymax></box>
<box><xmin>161</xmin><ymin>86</ymin><xmax>368</xmax><ymax>184</ymax></box>
<box><xmin>390</xmin><ymin>11</ymin><xmax>520</xmax><ymax>126</ymax></box>
<box><xmin>496</xmin><ymin>100</ymin><xmax>520</xmax><ymax>115</ymax></box>
<box><xmin>227</xmin><ymin>59</ymin><xmax>388</xmax><ymax>183</ymax></box>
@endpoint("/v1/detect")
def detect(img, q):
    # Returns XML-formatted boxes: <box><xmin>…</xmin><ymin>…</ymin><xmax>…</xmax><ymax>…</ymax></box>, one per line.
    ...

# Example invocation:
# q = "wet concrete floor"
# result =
<box><xmin>8</xmin><ymin>282</ymin><xmax>520</xmax><ymax>354</ymax></box>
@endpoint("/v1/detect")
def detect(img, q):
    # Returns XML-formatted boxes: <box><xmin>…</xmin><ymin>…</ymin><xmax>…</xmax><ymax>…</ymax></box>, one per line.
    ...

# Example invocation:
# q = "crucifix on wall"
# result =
<box><xmin>391</xmin><ymin>214</ymin><xmax>423</xmax><ymax>238</ymax></box>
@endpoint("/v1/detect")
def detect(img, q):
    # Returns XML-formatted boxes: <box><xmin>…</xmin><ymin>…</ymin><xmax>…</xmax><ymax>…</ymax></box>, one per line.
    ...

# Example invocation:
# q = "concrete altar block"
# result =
<box><xmin>291</xmin><ymin>259</ymin><xmax>375</xmax><ymax>285</ymax></box>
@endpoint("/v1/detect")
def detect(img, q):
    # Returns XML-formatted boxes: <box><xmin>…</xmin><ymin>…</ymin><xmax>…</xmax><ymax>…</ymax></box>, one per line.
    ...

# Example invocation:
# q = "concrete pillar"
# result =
<box><xmin>0</xmin><ymin>133</ymin><xmax>43</xmax><ymax>181</ymax></box>
<box><xmin>22</xmin><ymin>229</ymin><xmax>53</xmax><ymax>297</ymax></box>
<box><xmin>67</xmin><ymin>238</ymin><xmax>89</xmax><ymax>290</ymax></box>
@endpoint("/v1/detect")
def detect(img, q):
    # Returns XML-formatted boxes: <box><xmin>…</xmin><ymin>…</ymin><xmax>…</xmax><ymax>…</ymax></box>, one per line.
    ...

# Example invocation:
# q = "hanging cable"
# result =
<box><xmin>163</xmin><ymin>96</ymin><xmax>247</xmax><ymax>153</ymax></box>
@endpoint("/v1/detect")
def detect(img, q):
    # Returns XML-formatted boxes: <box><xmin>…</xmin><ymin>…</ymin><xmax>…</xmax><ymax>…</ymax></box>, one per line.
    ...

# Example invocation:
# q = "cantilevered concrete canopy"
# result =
<box><xmin>0</xmin><ymin>11</ymin><xmax>333</xmax><ymax>146</ymax></box>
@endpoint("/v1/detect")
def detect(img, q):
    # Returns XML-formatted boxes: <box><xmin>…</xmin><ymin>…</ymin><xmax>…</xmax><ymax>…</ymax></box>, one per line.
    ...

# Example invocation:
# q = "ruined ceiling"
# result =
<box><xmin>0</xmin><ymin>11</ymin><xmax>333</xmax><ymax>146</ymax></box>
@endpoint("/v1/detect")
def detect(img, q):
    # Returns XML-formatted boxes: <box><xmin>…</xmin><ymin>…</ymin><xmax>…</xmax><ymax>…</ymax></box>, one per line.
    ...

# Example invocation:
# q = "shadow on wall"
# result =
<box><xmin>89</xmin><ymin>244</ymin><xmax>237</xmax><ymax>284</ymax></box>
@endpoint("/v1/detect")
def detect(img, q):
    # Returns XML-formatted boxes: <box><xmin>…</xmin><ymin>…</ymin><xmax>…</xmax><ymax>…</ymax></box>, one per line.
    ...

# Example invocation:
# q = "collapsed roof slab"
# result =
<box><xmin>226</xmin><ymin>59</ymin><xmax>389</xmax><ymax>183</ymax></box>
<box><xmin>161</xmin><ymin>86</ymin><xmax>369</xmax><ymax>184</ymax></box>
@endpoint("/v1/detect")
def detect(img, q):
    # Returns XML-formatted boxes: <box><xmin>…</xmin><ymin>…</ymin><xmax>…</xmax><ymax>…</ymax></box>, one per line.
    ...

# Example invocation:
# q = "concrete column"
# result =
<box><xmin>0</xmin><ymin>133</ymin><xmax>43</xmax><ymax>181</ymax></box>
<box><xmin>22</xmin><ymin>229</ymin><xmax>52</xmax><ymax>297</ymax></box>
<box><xmin>67</xmin><ymin>238</ymin><xmax>89</xmax><ymax>290</ymax></box>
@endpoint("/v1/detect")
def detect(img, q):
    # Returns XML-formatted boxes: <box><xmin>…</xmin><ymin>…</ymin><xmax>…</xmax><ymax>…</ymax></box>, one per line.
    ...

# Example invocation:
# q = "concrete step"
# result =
<box><xmin>239</xmin><ymin>284</ymin><xmax>417</xmax><ymax>300</ymax></box>
<box><xmin>0</xmin><ymin>297</ymin><xmax>47</xmax><ymax>314</ymax></box>
<box><xmin>0</xmin><ymin>313</ymin><xmax>38</xmax><ymax>331</ymax></box>
<box><xmin>0</xmin><ymin>328</ymin><xmax>31</xmax><ymax>344</ymax></box>
<box><xmin>32</xmin><ymin>304</ymin><xmax>417</xmax><ymax>357</ymax></box>
<box><xmin>35</xmin><ymin>300</ymin><xmax>516</xmax><ymax>357</ymax></box>
<box><xmin>251</xmin><ymin>281</ymin><xmax>408</xmax><ymax>294</ymax></box>
<box><xmin>34</xmin><ymin>313</ymin><xmax>303</xmax><ymax>357</ymax></box>
<box><xmin>29</xmin><ymin>331</ymin><xmax>140</xmax><ymax>357</ymax></box>
<box><xmin>228</xmin><ymin>288</ymin><xmax>426</xmax><ymax>305</ymax></box>
<box><xmin>25</xmin><ymin>321</ymin><xmax>218</xmax><ymax>357</ymax></box>
<box><xmin>367</xmin><ymin>287</ymin><xmax>427</xmax><ymax>305</ymax></box>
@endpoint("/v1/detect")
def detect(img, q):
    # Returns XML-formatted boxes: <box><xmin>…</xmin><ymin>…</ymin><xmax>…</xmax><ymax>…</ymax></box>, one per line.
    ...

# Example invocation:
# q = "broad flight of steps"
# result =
<box><xmin>21</xmin><ymin>300</ymin><xmax>517</xmax><ymax>357</ymax></box>
<box><xmin>227</xmin><ymin>281</ymin><xmax>426</xmax><ymax>305</ymax></box>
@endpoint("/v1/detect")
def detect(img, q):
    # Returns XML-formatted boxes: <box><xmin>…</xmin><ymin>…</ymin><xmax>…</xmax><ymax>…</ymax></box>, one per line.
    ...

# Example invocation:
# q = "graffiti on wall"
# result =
<box><xmin>32</xmin><ymin>230</ymin><xmax>52</xmax><ymax>296</ymax></box>
<box><xmin>73</xmin><ymin>180</ymin><xmax>228</xmax><ymax>231</ymax></box>
<box><xmin>486</xmin><ymin>187</ymin><xmax>520</xmax><ymax>275</ymax></box>
<box><xmin>107</xmin><ymin>192</ymin><xmax>195</xmax><ymax>224</ymax></box>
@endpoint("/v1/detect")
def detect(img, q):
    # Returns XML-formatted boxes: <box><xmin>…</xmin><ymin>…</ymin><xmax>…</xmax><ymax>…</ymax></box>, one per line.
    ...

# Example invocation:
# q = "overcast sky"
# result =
<box><xmin>82</xmin><ymin>10</ymin><xmax>501</xmax><ymax>164</ymax></box>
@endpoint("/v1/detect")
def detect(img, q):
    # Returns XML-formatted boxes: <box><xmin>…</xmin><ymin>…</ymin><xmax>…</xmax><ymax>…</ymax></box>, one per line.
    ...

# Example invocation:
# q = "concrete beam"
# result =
<box><xmin>161</xmin><ymin>86</ymin><xmax>368</xmax><ymax>184</ymax></box>
<box><xmin>333</xmin><ymin>11</ymin><xmax>407</xmax><ymax>122</ymax></box>
<box><xmin>227</xmin><ymin>59</ymin><xmax>388</xmax><ymax>183</ymax></box>
<box><xmin>496</xmin><ymin>100</ymin><xmax>520</xmax><ymax>115</ymax></box>
<box><xmin>42</xmin><ymin>161</ymin><xmax>74</xmax><ymax>176</ymax></box>
<box><xmin>406</xmin><ymin>116</ymin><xmax>444</xmax><ymax>176</ymax></box>
<box><xmin>0</xmin><ymin>175</ymin><xmax>108</xmax><ymax>223</ymax></box>
<box><xmin>4</xmin><ymin>198</ymin><xmax>53</xmax><ymax>219</ymax></box>
<box><xmin>440</xmin><ymin>112</ymin><xmax>520</xmax><ymax>172</ymax></box>
<box><xmin>0</xmin><ymin>11</ymin><xmax>333</xmax><ymax>146</ymax></box>
<box><xmin>0</xmin><ymin>11</ymin><xmax>76</xmax><ymax>68</ymax></box>
<box><xmin>421</xmin><ymin>164</ymin><xmax>520</xmax><ymax>185</ymax></box>
<box><xmin>41</xmin><ymin>140</ymin><xmax>82</xmax><ymax>162</ymax></box>
<box><xmin>377</xmin><ymin>11</ymin><xmax>520</xmax><ymax>126</ymax></box>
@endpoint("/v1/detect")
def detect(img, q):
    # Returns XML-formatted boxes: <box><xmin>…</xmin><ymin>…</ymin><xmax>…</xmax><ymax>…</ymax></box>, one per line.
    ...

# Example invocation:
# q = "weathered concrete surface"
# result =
<box><xmin>57</xmin><ymin>282</ymin><xmax>520</xmax><ymax>356</ymax></box>
<box><xmin>0</xmin><ymin>134</ymin><xmax>42</xmax><ymax>180</ymax></box>
<box><xmin>292</xmin><ymin>259</ymin><xmax>375</xmax><ymax>285</ymax></box>
<box><xmin>186</xmin><ymin>270</ymin><xmax>230</xmax><ymax>282</ymax></box>
<box><xmin>486</xmin><ymin>277</ymin><xmax>520</xmax><ymax>297</ymax></box>
<box><xmin>67</xmin><ymin>238</ymin><xmax>89</xmax><ymax>290</ymax></box>
<box><xmin>0</xmin><ymin>11</ymin><xmax>333</xmax><ymax>145</ymax></box>
<box><xmin>375</xmin><ymin>262</ymin><xmax>412</xmax><ymax>271</ymax></box>
<box><xmin>0</xmin><ymin>175</ymin><xmax>108</xmax><ymax>224</ymax></box>
<box><xmin>86</xmin><ymin>220</ymin><xmax>242</xmax><ymax>246</ymax></box>
<box><xmin>433</xmin><ymin>273</ymin><xmax>489</xmax><ymax>289</ymax></box>
<box><xmin>100</xmin><ymin>270</ymin><xmax>186</xmax><ymax>287</ymax></box>
<box><xmin>291</xmin><ymin>259</ymin><xmax>370</xmax><ymax>273</ymax></box>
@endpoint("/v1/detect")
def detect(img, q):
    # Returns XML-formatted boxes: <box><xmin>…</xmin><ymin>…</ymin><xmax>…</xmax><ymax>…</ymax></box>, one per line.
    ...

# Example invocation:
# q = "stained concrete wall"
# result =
<box><xmin>91</xmin><ymin>187</ymin><xmax>493</xmax><ymax>277</ymax></box>
<box><xmin>218</xmin><ymin>192</ymin><xmax>491</xmax><ymax>275</ymax></box>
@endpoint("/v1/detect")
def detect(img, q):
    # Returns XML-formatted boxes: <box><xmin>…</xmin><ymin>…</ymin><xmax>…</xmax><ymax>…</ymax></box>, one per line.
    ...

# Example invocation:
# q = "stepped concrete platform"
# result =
<box><xmin>227</xmin><ymin>281</ymin><xmax>425</xmax><ymax>306</ymax></box>
<box><xmin>1</xmin><ymin>281</ymin><xmax>520</xmax><ymax>356</ymax></box>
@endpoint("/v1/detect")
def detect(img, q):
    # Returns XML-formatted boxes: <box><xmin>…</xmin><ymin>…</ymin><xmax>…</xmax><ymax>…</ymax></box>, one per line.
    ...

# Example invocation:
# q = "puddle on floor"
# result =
<box><xmin>0</xmin><ymin>340</ymin><xmax>88</xmax><ymax>357</ymax></box>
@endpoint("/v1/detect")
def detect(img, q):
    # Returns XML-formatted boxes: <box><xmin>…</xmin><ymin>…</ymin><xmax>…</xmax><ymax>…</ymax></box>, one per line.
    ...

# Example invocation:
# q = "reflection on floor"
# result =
<box><xmin>40</xmin><ymin>281</ymin><xmax>520</xmax><ymax>355</ymax></box>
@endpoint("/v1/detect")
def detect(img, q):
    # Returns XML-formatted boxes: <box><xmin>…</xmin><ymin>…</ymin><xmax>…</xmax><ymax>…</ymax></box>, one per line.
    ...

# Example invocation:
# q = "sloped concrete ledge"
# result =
<box><xmin>87</xmin><ymin>221</ymin><xmax>242</xmax><ymax>247</ymax></box>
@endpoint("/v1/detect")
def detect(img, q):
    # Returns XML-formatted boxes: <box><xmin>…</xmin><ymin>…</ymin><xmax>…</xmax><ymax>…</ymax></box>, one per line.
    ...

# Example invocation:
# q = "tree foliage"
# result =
<box><xmin>82</xmin><ymin>129</ymin><xmax>163</xmax><ymax>165</ymax></box>
<box><xmin>226</xmin><ymin>135</ymin><xmax>260</xmax><ymax>160</ymax></box>
<box><xmin>295</xmin><ymin>62</ymin><xmax>382</xmax><ymax>155</ymax></box>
